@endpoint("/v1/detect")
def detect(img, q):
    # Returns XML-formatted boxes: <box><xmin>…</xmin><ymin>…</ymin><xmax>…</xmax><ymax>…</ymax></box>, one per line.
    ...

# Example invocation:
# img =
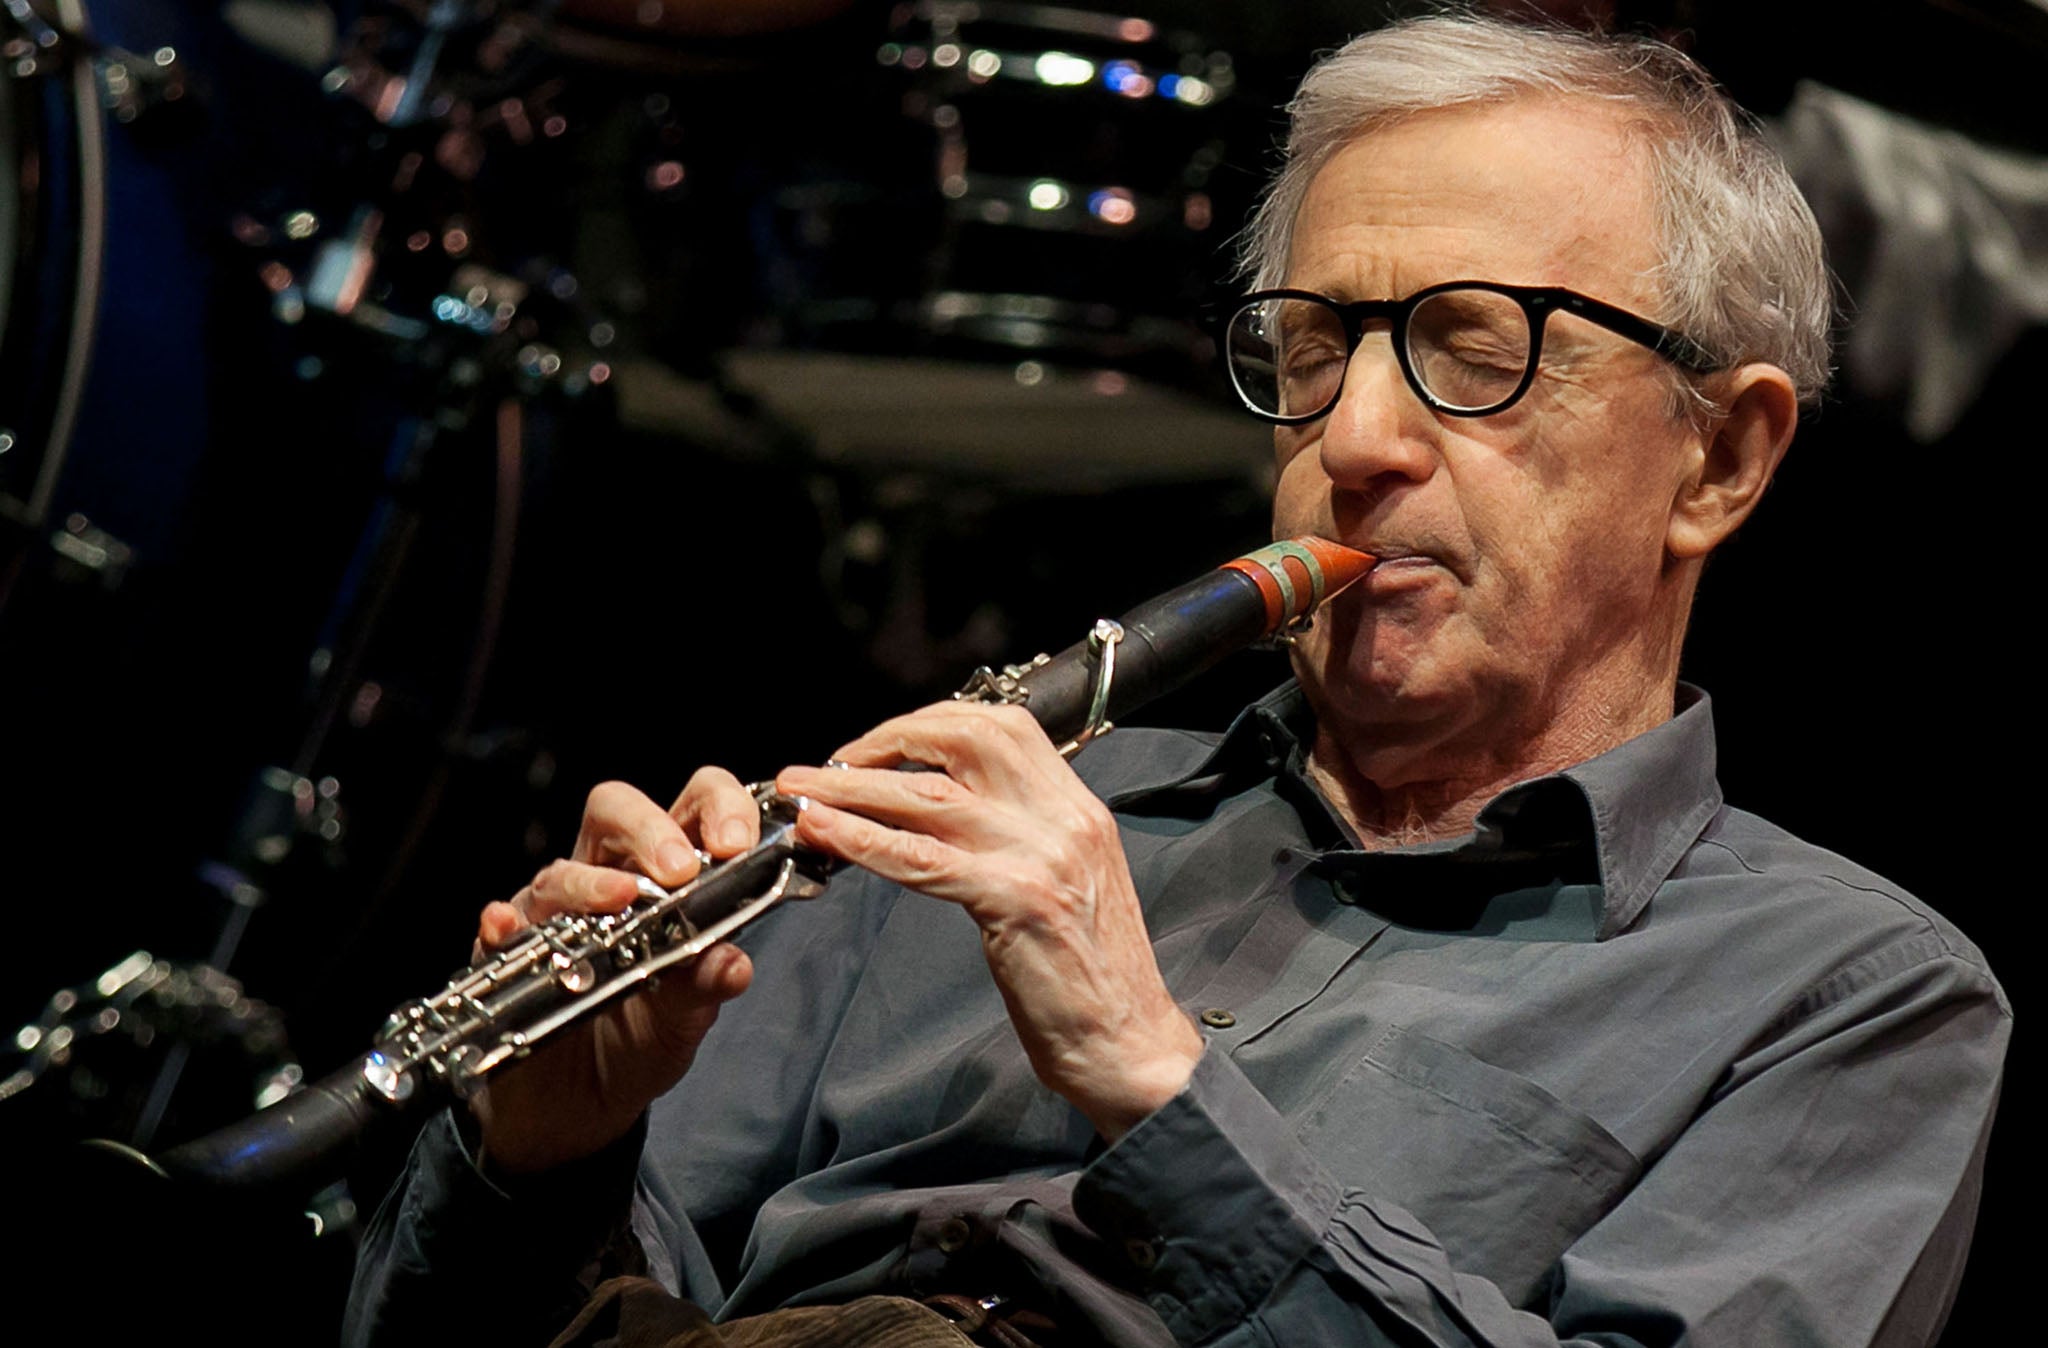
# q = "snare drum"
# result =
<box><xmin>765</xmin><ymin>0</ymin><xmax>1246</xmax><ymax>379</ymax></box>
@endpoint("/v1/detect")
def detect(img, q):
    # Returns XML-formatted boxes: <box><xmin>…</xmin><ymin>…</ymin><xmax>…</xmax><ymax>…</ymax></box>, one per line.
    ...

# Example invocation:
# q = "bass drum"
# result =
<box><xmin>0</xmin><ymin>0</ymin><xmax>210</xmax><ymax>580</ymax></box>
<box><xmin>0</xmin><ymin>0</ymin><xmax>105</xmax><ymax>558</ymax></box>
<box><xmin>0</xmin><ymin>1</ymin><xmax>276</xmax><ymax>1044</ymax></box>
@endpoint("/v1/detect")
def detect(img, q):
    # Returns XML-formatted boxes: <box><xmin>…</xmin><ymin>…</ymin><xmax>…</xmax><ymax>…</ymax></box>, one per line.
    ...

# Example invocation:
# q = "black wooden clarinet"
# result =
<box><xmin>114</xmin><ymin>538</ymin><xmax>1372</xmax><ymax>1194</ymax></box>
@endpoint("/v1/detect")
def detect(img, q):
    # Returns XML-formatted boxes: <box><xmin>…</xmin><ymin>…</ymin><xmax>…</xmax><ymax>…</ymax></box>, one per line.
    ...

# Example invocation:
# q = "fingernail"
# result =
<box><xmin>657</xmin><ymin>841</ymin><xmax>693</xmax><ymax>878</ymax></box>
<box><xmin>716</xmin><ymin>820</ymin><xmax>750</xmax><ymax>850</ymax></box>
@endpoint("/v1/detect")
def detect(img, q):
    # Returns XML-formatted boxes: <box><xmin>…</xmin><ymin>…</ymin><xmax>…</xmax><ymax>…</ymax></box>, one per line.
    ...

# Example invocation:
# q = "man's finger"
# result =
<box><xmin>792</xmin><ymin>799</ymin><xmax>976</xmax><ymax>903</ymax></box>
<box><xmin>776</xmin><ymin>762</ymin><xmax>975</xmax><ymax>835</ymax></box>
<box><xmin>826</xmin><ymin>703</ymin><xmax>1056</xmax><ymax>794</ymax></box>
<box><xmin>526</xmin><ymin>858</ymin><xmax>643</xmax><ymax>924</ymax></box>
<box><xmin>476</xmin><ymin>898</ymin><xmax>529</xmax><ymax>955</ymax></box>
<box><xmin>686</xmin><ymin>942</ymin><xmax>755</xmax><ymax>1004</ymax></box>
<box><xmin>580</xmin><ymin>780</ymin><xmax>702</xmax><ymax>885</ymax></box>
<box><xmin>672</xmin><ymin>766</ymin><xmax>761</xmax><ymax>857</ymax></box>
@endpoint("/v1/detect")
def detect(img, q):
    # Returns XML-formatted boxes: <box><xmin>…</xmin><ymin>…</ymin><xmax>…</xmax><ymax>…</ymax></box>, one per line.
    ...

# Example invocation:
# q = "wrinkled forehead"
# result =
<box><xmin>1285</xmin><ymin>99</ymin><xmax>1667</xmax><ymax>310</ymax></box>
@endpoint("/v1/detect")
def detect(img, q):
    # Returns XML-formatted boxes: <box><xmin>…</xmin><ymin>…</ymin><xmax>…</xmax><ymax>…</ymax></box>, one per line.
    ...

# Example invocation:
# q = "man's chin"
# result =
<box><xmin>1294</xmin><ymin>650</ymin><xmax>1464</xmax><ymax>737</ymax></box>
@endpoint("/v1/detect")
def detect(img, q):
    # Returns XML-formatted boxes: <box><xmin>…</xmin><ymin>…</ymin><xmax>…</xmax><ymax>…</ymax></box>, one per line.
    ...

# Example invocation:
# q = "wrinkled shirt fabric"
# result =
<box><xmin>347</xmin><ymin>685</ymin><xmax>2008</xmax><ymax>1348</ymax></box>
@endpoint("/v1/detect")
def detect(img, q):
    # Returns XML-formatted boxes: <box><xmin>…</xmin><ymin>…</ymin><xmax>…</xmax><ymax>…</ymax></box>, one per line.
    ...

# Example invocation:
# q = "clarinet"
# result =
<box><xmin>117</xmin><ymin>538</ymin><xmax>1372</xmax><ymax>1193</ymax></box>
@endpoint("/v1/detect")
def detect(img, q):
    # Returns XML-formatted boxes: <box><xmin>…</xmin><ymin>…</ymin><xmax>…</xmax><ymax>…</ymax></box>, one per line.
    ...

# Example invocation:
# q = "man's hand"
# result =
<box><xmin>468</xmin><ymin>769</ymin><xmax>764</xmax><ymax>1175</ymax></box>
<box><xmin>778</xmin><ymin>703</ymin><xmax>1203</xmax><ymax>1141</ymax></box>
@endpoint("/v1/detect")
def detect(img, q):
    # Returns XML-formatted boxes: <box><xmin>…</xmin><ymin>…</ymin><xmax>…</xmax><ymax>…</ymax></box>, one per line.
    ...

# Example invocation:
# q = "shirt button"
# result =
<box><xmin>935</xmin><ymin>1218</ymin><xmax>972</xmax><ymax>1253</ymax></box>
<box><xmin>1199</xmin><ymin>1008</ymin><xmax>1237</xmax><ymax>1029</ymax></box>
<box><xmin>1124</xmin><ymin>1237</ymin><xmax>1160</xmax><ymax>1271</ymax></box>
<box><xmin>1331</xmin><ymin>872</ymin><xmax>1365</xmax><ymax>905</ymax></box>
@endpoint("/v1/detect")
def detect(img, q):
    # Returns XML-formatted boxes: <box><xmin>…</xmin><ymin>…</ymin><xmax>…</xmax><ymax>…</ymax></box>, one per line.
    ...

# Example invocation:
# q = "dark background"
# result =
<box><xmin>0</xmin><ymin>0</ymin><xmax>2031</xmax><ymax>1341</ymax></box>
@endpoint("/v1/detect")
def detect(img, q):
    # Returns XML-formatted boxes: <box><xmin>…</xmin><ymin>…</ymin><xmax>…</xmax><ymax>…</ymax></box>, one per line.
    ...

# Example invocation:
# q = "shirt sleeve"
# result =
<box><xmin>343</xmin><ymin>866</ymin><xmax>906</xmax><ymax>1344</ymax></box>
<box><xmin>1073</xmin><ymin>935</ymin><xmax>2008</xmax><ymax>1348</ymax></box>
<box><xmin>343</xmin><ymin>1108</ymin><xmax>649</xmax><ymax>1347</ymax></box>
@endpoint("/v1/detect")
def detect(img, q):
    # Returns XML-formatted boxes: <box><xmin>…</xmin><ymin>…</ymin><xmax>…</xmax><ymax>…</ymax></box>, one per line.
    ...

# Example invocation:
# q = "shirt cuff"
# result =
<box><xmin>407</xmin><ymin>1106</ymin><xmax>649</xmax><ymax>1275</ymax></box>
<box><xmin>1073</xmin><ymin>1047</ymin><xmax>1342</xmax><ymax>1342</ymax></box>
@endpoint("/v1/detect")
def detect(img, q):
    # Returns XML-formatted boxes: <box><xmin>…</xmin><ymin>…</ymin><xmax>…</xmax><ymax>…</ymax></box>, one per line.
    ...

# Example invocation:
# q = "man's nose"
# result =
<box><xmin>1318</xmin><ymin>334</ymin><xmax>1437</xmax><ymax>488</ymax></box>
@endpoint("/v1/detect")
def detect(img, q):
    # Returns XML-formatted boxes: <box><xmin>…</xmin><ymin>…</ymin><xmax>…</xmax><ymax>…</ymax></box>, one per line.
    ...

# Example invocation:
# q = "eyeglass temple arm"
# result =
<box><xmin>1551</xmin><ymin>292</ymin><xmax>1718</xmax><ymax>371</ymax></box>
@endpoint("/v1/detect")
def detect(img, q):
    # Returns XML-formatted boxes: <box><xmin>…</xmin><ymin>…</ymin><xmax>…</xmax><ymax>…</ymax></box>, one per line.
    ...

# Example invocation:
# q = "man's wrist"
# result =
<box><xmin>1080</xmin><ymin>1013</ymin><xmax>1205</xmax><ymax>1141</ymax></box>
<box><xmin>453</xmin><ymin>1102</ymin><xmax>647</xmax><ymax>1199</ymax></box>
<box><xmin>450</xmin><ymin>1103</ymin><xmax>524</xmax><ymax>1195</ymax></box>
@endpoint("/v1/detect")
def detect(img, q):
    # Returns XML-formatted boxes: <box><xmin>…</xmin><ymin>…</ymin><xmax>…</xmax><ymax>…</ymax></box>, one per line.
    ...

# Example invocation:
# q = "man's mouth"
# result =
<box><xmin>1352</xmin><ymin>547</ymin><xmax>1447</xmax><ymax>591</ymax></box>
<box><xmin>1351</xmin><ymin>541</ymin><xmax>1437</xmax><ymax>568</ymax></box>
<box><xmin>1302</xmin><ymin>530</ymin><xmax>1453</xmax><ymax>582</ymax></box>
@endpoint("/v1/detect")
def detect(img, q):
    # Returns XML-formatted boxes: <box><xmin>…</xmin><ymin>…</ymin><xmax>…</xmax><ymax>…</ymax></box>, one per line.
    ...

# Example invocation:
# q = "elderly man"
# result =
<box><xmin>348</xmin><ymin>16</ymin><xmax>2006</xmax><ymax>1347</ymax></box>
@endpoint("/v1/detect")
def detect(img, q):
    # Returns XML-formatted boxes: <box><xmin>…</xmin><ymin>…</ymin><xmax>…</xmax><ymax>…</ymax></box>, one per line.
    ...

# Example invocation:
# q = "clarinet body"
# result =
<box><xmin>138</xmin><ymin>538</ymin><xmax>1373</xmax><ymax>1193</ymax></box>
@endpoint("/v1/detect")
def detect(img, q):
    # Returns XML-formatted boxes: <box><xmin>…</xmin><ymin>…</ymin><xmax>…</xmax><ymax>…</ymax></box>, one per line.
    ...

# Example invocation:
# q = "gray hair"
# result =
<box><xmin>1242</xmin><ymin>14</ymin><xmax>1834</xmax><ymax>409</ymax></box>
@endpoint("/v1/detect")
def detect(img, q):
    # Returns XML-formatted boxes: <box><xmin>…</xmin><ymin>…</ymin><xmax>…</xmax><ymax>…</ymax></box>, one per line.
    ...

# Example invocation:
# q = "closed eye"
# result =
<box><xmin>1280</xmin><ymin>339</ymin><xmax>1348</xmax><ymax>380</ymax></box>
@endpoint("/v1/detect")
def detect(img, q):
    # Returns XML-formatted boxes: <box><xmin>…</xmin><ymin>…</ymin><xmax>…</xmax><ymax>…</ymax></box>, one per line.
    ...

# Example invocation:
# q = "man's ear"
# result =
<box><xmin>1667</xmin><ymin>363</ymin><xmax>1800</xmax><ymax>560</ymax></box>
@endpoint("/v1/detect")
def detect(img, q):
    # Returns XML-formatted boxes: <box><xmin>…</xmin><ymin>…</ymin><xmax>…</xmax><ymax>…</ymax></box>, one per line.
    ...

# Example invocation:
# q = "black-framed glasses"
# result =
<box><xmin>1223</xmin><ymin>281</ymin><xmax>1718</xmax><ymax>423</ymax></box>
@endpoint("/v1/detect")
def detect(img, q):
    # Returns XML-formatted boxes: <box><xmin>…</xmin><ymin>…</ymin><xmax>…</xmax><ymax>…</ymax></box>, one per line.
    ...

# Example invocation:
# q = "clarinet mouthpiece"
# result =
<box><xmin>1221</xmin><ymin>537</ymin><xmax>1377</xmax><ymax>633</ymax></box>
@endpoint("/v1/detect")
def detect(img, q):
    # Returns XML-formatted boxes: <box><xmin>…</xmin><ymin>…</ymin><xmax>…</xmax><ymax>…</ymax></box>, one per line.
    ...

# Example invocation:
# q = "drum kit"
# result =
<box><xmin>0</xmin><ymin>0</ymin><xmax>1273</xmax><ymax>1265</ymax></box>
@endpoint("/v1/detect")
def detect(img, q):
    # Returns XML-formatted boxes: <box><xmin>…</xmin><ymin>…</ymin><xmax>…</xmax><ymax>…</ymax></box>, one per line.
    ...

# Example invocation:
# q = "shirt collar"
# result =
<box><xmin>1553</xmin><ymin>684</ymin><xmax>1723</xmax><ymax>936</ymax></box>
<box><xmin>1114</xmin><ymin>682</ymin><xmax>1724</xmax><ymax>940</ymax></box>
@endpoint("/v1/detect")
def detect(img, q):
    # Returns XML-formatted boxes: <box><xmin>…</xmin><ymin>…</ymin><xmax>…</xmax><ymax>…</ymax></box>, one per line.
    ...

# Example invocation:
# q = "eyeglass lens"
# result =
<box><xmin>1227</xmin><ymin>289</ymin><xmax>1537</xmax><ymax>418</ymax></box>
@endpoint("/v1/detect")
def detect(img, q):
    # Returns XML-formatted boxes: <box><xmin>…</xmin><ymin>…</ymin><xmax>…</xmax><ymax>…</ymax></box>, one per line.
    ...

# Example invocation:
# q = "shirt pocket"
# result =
<box><xmin>1292</xmin><ymin>1023</ymin><xmax>1641</xmax><ymax>1306</ymax></box>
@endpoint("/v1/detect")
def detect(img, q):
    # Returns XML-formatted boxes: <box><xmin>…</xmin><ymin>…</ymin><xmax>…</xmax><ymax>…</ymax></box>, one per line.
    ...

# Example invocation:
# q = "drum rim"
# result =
<box><xmin>0</xmin><ymin>0</ymin><xmax>108</xmax><ymax>532</ymax></box>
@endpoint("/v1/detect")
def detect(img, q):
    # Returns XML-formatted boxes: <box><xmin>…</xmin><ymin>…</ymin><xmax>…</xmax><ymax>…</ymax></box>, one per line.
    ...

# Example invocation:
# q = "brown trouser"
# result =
<box><xmin>549</xmin><ymin>1278</ymin><xmax>1055</xmax><ymax>1348</ymax></box>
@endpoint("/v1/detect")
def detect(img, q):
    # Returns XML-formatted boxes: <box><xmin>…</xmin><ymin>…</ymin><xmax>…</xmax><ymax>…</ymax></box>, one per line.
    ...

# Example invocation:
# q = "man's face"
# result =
<box><xmin>1274</xmin><ymin>98</ymin><xmax>1706</xmax><ymax>786</ymax></box>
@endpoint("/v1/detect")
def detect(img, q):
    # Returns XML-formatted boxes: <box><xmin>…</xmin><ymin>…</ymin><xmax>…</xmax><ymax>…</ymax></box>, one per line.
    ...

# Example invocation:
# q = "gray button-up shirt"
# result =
<box><xmin>347</xmin><ymin>686</ymin><xmax>2008</xmax><ymax>1347</ymax></box>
